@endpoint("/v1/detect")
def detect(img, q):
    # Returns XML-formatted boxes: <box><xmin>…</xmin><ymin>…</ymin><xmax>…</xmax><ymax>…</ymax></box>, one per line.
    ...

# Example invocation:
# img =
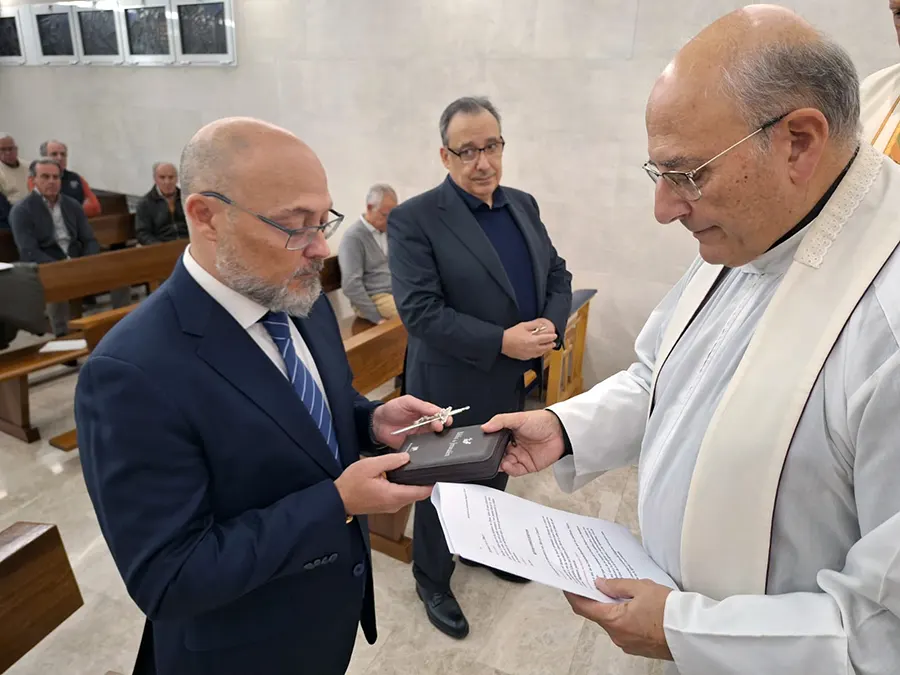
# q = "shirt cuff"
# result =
<box><xmin>546</xmin><ymin>409</ymin><xmax>573</xmax><ymax>456</ymax></box>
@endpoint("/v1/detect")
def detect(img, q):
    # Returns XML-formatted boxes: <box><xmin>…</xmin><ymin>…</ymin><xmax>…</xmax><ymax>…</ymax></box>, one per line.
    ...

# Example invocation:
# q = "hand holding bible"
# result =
<box><xmin>482</xmin><ymin>410</ymin><xmax>566</xmax><ymax>476</ymax></box>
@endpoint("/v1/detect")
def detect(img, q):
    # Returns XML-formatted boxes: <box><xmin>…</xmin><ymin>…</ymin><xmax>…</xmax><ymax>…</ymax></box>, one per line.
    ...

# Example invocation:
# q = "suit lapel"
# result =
<box><xmin>292</xmin><ymin>303</ymin><xmax>360</xmax><ymax>470</ymax></box>
<box><xmin>506</xmin><ymin>197</ymin><xmax>547</xmax><ymax>311</ymax></box>
<box><xmin>437</xmin><ymin>179</ymin><xmax>517</xmax><ymax>305</ymax></box>
<box><xmin>191</xmin><ymin>291</ymin><xmax>343</xmax><ymax>479</ymax></box>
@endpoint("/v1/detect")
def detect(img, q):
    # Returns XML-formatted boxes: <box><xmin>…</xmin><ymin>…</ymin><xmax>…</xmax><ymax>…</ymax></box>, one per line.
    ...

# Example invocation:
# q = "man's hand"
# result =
<box><xmin>501</xmin><ymin>319</ymin><xmax>557</xmax><ymax>360</ymax></box>
<box><xmin>371</xmin><ymin>395</ymin><xmax>453</xmax><ymax>450</ymax></box>
<box><xmin>482</xmin><ymin>410</ymin><xmax>565</xmax><ymax>476</ymax></box>
<box><xmin>335</xmin><ymin>452</ymin><xmax>433</xmax><ymax>515</ymax></box>
<box><xmin>565</xmin><ymin>579</ymin><xmax>674</xmax><ymax>661</ymax></box>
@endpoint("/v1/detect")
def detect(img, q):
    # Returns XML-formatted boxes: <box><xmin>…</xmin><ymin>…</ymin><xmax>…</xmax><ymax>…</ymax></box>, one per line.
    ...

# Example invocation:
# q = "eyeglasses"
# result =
<box><xmin>446</xmin><ymin>138</ymin><xmax>505</xmax><ymax>164</ymax></box>
<box><xmin>642</xmin><ymin>113</ymin><xmax>789</xmax><ymax>202</ymax></box>
<box><xmin>199</xmin><ymin>191</ymin><xmax>344</xmax><ymax>251</ymax></box>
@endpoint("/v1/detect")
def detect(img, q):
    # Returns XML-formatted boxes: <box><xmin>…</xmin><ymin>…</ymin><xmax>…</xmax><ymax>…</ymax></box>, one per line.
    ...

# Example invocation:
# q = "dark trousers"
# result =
<box><xmin>412</xmin><ymin>470</ymin><xmax>510</xmax><ymax>593</ymax></box>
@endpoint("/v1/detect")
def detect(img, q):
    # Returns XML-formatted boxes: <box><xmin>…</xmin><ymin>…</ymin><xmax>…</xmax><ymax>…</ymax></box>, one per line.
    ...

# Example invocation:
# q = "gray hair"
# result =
<box><xmin>439</xmin><ymin>96</ymin><xmax>502</xmax><ymax>146</ymax></box>
<box><xmin>720</xmin><ymin>34</ymin><xmax>860</xmax><ymax>149</ymax></box>
<box><xmin>29</xmin><ymin>157</ymin><xmax>62</xmax><ymax>176</ymax></box>
<box><xmin>39</xmin><ymin>139</ymin><xmax>66</xmax><ymax>156</ymax></box>
<box><xmin>0</xmin><ymin>132</ymin><xmax>12</xmax><ymax>142</ymax></box>
<box><xmin>152</xmin><ymin>161</ymin><xmax>176</xmax><ymax>177</ymax></box>
<box><xmin>365</xmin><ymin>183</ymin><xmax>397</xmax><ymax>208</ymax></box>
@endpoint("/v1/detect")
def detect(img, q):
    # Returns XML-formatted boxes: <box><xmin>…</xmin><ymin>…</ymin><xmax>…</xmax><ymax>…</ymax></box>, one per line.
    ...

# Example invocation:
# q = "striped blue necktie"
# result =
<box><xmin>260</xmin><ymin>311</ymin><xmax>340</xmax><ymax>464</ymax></box>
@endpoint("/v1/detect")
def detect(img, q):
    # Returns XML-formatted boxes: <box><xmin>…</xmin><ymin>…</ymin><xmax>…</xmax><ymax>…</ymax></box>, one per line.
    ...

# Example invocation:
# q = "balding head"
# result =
<box><xmin>649</xmin><ymin>5</ymin><xmax>859</xmax><ymax>150</ymax></box>
<box><xmin>180</xmin><ymin>117</ymin><xmax>334</xmax><ymax>317</ymax></box>
<box><xmin>645</xmin><ymin>5</ymin><xmax>860</xmax><ymax>268</ymax></box>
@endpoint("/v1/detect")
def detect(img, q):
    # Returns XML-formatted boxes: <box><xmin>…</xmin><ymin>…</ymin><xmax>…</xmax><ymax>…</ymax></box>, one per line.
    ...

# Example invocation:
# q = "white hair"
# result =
<box><xmin>0</xmin><ymin>133</ymin><xmax>12</xmax><ymax>141</ymax></box>
<box><xmin>365</xmin><ymin>183</ymin><xmax>397</xmax><ymax>209</ymax></box>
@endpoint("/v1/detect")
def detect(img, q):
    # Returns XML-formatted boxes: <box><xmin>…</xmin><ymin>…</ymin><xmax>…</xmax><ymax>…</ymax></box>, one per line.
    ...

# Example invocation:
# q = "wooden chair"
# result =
<box><xmin>0</xmin><ymin>522</ymin><xmax>83</xmax><ymax>672</ymax></box>
<box><xmin>545</xmin><ymin>289</ymin><xmax>596</xmax><ymax>405</ymax></box>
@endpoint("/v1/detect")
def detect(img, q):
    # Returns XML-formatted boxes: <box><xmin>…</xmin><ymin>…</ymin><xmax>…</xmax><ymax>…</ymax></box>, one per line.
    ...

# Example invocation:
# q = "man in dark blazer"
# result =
<box><xmin>388</xmin><ymin>96</ymin><xmax>573</xmax><ymax>639</ymax></box>
<box><xmin>10</xmin><ymin>157</ymin><xmax>100</xmax><ymax>335</ymax></box>
<box><xmin>76</xmin><ymin>117</ymin><xmax>446</xmax><ymax>675</ymax></box>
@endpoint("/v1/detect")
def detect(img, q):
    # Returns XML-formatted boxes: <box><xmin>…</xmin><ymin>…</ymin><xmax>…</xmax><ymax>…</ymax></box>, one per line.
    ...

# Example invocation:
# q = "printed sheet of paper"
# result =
<box><xmin>432</xmin><ymin>482</ymin><xmax>676</xmax><ymax>602</ymax></box>
<box><xmin>39</xmin><ymin>339</ymin><xmax>88</xmax><ymax>353</ymax></box>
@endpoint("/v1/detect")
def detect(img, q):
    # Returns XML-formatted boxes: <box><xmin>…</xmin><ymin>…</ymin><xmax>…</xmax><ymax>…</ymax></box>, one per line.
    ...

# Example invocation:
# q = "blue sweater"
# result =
<box><xmin>448</xmin><ymin>177</ymin><xmax>538</xmax><ymax>322</ymax></box>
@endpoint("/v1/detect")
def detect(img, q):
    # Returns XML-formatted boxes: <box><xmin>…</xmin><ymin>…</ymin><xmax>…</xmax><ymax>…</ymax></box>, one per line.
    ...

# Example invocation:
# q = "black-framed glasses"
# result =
<box><xmin>198</xmin><ymin>191</ymin><xmax>344</xmax><ymax>251</ymax></box>
<box><xmin>446</xmin><ymin>138</ymin><xmax>506</xmax><ymax>164</ymax></box>
<box><xmin>642</xmin><ymin>113</ymin><xmax>789</xmax><ymax>202</ymax></box>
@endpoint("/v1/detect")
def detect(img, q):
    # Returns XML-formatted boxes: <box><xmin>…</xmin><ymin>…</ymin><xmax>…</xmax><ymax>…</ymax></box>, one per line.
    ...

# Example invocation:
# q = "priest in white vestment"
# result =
<box><xmin>860</xmin><ymin>0</ymin><xmax>900</xmax><ymax>161</ymax></box>
<box><xmin>484</xmin><ymin>6</ymin><xmax>900</xmax><ymax>674</ymax></box>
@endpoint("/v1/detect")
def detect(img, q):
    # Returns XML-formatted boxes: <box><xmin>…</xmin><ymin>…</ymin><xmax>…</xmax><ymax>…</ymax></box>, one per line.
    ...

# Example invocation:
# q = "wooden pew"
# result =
<box><xmin>545</xmin><ymin>289</ymin><xmax>596</xmax><ymax>405</ymax></box>
<box><xmin>0</xmin><ymin>522</ymin><xmax>83</xmax><ymax>672</ymax></box>
<box><xmin>0</xmin><ymin>241</ymin><xmax>186</xmax><ymax>444</ymax></box>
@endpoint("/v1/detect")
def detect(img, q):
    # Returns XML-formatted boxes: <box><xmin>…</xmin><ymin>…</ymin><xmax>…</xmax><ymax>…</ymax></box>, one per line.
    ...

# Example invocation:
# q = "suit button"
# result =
<box><xmin>352</xmin><ymin>562</ymin><xmax>365</xmax><ymax>577</ymax></box>
<box><xmin>328</xmin><ymin>553</ymin><xmax>338</xmax><ymax>563</ymax></box>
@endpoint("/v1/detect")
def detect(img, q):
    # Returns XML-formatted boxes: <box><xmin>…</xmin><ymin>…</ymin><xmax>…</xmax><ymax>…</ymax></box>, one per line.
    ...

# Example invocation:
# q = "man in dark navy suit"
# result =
<box><xmin>388</xmin><ymin>97</ymin><xmax>572</xmax><ymax>639</ymax></box>
<box><xmin>76</xmin><ymin>117</ymin><xmax>447</xmax><ymax>675</ymax></box>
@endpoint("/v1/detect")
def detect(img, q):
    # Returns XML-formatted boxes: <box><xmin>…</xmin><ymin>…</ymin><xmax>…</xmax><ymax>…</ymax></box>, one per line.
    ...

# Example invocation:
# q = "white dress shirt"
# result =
<box><xmin>181</xmin><ymin>247</ymin><xmax>330</xmax><ymax>410</ymax></box>
<box><xmin>42</xmin><ymin>192</ymin><xmax>70</xmax><ymax>256</ymax></box>
<box><xmin>360</xmin><ymin>215</ymin><xmax>388</xmax><ymax>256</ymax></box>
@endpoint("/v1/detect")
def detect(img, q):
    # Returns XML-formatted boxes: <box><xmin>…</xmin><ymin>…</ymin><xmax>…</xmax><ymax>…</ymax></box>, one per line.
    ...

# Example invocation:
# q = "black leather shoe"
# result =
<box><xmin>416</xmin><ymin>584</ymin><xmax>469</xmax><ymax>639</ymax></box>
<box><xmin>459</xmin><ymin>557</ymin><xmax>530</xmax><ymax>584</ymax></box>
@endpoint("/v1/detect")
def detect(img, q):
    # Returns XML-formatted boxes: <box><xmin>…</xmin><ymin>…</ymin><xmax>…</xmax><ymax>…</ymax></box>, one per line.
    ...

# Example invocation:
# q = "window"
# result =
<box><xmin>173</xmin><ymin>0</ymin><xmax>234</xmax><ymax>65</ymax></box>
<box><xmin>0</xmin><ymin>8</ymin><xmax>26</xmax><ymax>65</ymax></box>
<box><xmin>74</xmin><ymin>6</ymin><xmax>127</xmax><ymax>64</ymax></box>
<box><xmin>122</xmin><ymin>2</ymin><xmax>174</xmax><ymax>64</ymax></box>
<box><xmin>32</xmin><ymin>5</ymin><xmax>77</xmax><ymax>62</ymax></box>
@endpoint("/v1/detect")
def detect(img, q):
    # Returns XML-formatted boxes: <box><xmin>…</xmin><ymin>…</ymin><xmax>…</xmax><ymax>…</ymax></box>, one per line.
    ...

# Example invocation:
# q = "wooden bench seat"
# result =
<box><xmin>0</xmin><ymin>241</ymin><xmax>186</xmax><ymax>444</ymax></box>
<box><xmin>0</xmin><ymin>339</ymin><xmax>90</xmax><ymax>443</ymax></box>
<box><xmin>0</xmin><ymin>522</ymin><xmax>83</xmax><ymax>672</ymax></box>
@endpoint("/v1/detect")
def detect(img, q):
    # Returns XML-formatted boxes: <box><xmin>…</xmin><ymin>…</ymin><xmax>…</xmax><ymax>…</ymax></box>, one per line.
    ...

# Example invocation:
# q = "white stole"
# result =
<box><xmin>649</xmin><ymin>144</ymin><xmax>900</xmax><ymax>600</ymax></box>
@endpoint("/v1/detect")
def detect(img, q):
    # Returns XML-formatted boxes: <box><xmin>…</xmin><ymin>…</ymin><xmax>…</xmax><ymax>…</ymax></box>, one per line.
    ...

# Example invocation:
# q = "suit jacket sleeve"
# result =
<box><xmin>135</xmin><ymin>197</ymin><xmax>161</xmax><ymax>246</ymax></box>
<box><xmin>338</xmin><ymin>232</ymin><xmax>382</xmax><ymax>325</ymax></box>
<box><xmin>531</xmin><ymin>196</ymin><xmax>572</xmax><ymax>346</ymax></box>
<box><xmin>81</xmin><ymin>177</ymin><xmax>102</xmax><ymax>217</ymax></box>
<box><xmin>76</xmin><ymin>355</ymin><xmax>355</xmax><ymax>621</ymax></box>
<box><xmin>388</xmin><ymin>207</ymin><xmax>504</xmax><ymax>372</ymax></box>
<box><xmin>75</xmin><ymin>204</ymin><xmax>100</xmax><ymax>255</ymax></box>
<box><xmin>10</xmin><ymin>202</ymin><xmax>54</xmax><ymax>263</ymax></box>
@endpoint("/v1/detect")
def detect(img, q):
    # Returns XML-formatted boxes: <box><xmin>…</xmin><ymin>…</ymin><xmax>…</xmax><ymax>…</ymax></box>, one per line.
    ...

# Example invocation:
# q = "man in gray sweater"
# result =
<box><xmin>337</xmin><ymin>184</ymin><xmax>398</xmax><ymax>324</ymax></box>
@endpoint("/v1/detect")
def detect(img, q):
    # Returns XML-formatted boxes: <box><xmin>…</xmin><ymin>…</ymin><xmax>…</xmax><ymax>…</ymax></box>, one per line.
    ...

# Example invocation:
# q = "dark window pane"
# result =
<box><xmin>178</xmin><ymin>3</ymin><xmax>226</xmax><ymax>55</ymax></box>
<box><xmin>36</xmin><ymin>12</ymin><xmax>74</xmax><ymax>57</ymax></box>
<box><xmin>125</xmin><ymin>6</ymin><xmax>169</xmax><ymax>55</ymax></box>
<box><xmin>0</xmin><ymin>17</ymin><xmax>22</xmax><ymax>57</ymax></box>
<box><xmin>79</xmin><ymin>10</ymin><xmax>118</xmax><ymax>56</ymax></box>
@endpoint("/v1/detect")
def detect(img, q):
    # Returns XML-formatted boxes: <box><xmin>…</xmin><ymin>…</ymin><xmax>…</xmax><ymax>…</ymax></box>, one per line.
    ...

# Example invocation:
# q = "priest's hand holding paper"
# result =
<box><xmin>482</xmin><ymin>410</ymin><xmax>565</xmax><ymax>476</ymax></box>
<box><xmin>565</xmin><ymin>578</ymin><xmax>674</xmax><ymax>661</ymax></box>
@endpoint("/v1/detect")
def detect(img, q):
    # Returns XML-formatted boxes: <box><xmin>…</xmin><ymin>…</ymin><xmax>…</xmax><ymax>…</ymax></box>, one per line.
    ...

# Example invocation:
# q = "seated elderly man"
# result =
<box><xmin>136</xmin><ymin>162</ymin><xmax>188</xmax><ymax>245</ymax></box>
<box><xmin>10</xmin><ymin>158</ymin><xmax>127</xmax><ymax>335</ymax></box>
<box><xmin>36</xmin><ymin>139</ymin><xmax>102</xmax><ymax>217</ymax></box>
<box><xmin>337</xmin><ymin>183</ymin><xmax>398</xmax><ymax>324</ymax></box>
<box><xmin>0</xmin><ymin>133</ymin><xmax>29</xmax><ymax>204</ymax></box>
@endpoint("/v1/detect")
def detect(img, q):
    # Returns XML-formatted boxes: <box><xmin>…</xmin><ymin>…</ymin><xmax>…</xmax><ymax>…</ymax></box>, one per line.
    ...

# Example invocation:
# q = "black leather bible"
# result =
<box><xmin>386</xmin><ymin>425</ymin><xmax>512</xmax><ymax>486</ymax></box>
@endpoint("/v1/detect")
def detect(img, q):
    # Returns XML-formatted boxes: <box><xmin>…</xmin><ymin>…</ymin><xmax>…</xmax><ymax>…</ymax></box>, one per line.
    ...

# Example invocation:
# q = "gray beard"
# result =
<box><xmin>215</xmin><ymin>239</ymin><xmax>323</xmax><ymax>318</ymax></box>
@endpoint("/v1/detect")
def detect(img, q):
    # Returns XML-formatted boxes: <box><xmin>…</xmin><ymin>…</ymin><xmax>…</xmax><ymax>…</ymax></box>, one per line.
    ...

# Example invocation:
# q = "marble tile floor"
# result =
<box><xmin>0</xmin><ymin>362</ymin><xmax>658</xmax><ymax>675</ymax></box>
